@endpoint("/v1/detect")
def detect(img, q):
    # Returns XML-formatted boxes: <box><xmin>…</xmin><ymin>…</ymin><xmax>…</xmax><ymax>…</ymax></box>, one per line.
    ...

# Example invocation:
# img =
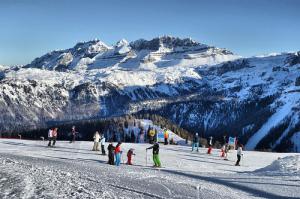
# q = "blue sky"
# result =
<box><xmin>0</xmin><ymin>0</ymin><xmax>299</xmax><ymax>65</ymax></box>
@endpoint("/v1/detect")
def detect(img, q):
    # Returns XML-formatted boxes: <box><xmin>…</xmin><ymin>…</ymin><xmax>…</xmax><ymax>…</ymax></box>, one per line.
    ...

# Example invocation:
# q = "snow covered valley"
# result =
<box><xmin>0</xmin><ymin>139</ymin><xmax>299</xmax><ymax>199</ymax></box>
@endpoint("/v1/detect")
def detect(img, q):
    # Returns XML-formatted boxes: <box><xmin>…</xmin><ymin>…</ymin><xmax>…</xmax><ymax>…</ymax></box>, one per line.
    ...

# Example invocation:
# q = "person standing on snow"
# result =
<box><xmin>70</xmin><ymin>126</ymin><xmax>77</xmax><ymax>143</ymax></box>
<box><xmin>127</xmin><ymin>148</ymin><xmax>135</xmax><ymax>165</ymax></box>
<box><xmin>192</xmin><ymin>133</ymin><xmax>199</xmax><ymax>152</ymax></box>
<box><xmin>92</xmin><ymin>131</ymin><xmax>100</xmax><ymax>151</ymax></box>
<box><xmin>100</xmin><ymin>134</ymin><xmax>106</xmax><ymax>155</ymax></box>
<box><xmin>115</xmin><ymin>142</ymin><xmax>123</xmax><ymax>166</ymax></box>
<box><xmin>235</xmin><ymin>144</ymin><xmax>243</xmax><ymax>166</ymax></box>
<box><xmin>220</xmin><ymin>144</ymin><xmax>225</xmax><ymax>157</ymax></box>
<box><xmin>164</xmin><ymin>129</ymin><xmax>169</xmax><ymax>145</ymax></box>
<box><xmin>107</xmin><ymin>142</ymin><xmax>115</xmax><ymax>165</ymax></box>
<box><xmin>224</xmin><ymin>144</ymin><xmax>230</xmax><ymax>160</ymax></box>
<box><xmin>48</xmin><ymin>128</ymin><xmax>53</xmax><ymax>147</ymax></box>
<box><xmin>52</xmin><ymin>128</ymin><xmax>58</xmax><ymax>146</ymax></box>
<box><xmin>208</xmin><ymin>136</ymin><xmax>213</xmax><ymax>147</ymax></box>
<box><xmin>146</xmin><ymin>142</ymin><xmax>161</xmax><ymax>167</ymax></box>
<box><xmin>207</xmin><ymin>136</ymin><xmax>213</xmax><ymax>154</ymax></box>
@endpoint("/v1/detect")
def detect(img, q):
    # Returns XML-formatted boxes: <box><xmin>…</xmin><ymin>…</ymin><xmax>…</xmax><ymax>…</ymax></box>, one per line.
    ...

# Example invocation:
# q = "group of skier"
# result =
<box><xmin>46</xmin><ymin>125</ymin><xmax>162</xmax><ymax>167</ymax></box>
<box><xmin>103</xmin><ymin>127</ymin><xmax>165</xmax><ymax>167</ymax></box>
<box><xmin>106</xmin><ymin>140</ymin><xmax>161</xmax><ymax>167</ymax></box>
<box><xmin>192</xmin><ymin>133</ymin><xmax>244</xmax><ymax>166</ymax></box>
<box><xmin>47</xmin><ymin>126</ymin><xmax>77</xmax><ymax>146</ymax></box>
<box><xmin>47</xmin><ymin>125</ymin><xmax>243</xmax><ymax>168</ymax></box>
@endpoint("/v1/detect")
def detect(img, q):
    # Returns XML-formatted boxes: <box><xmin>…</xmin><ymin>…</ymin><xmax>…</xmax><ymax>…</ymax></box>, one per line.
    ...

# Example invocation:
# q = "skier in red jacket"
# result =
<box><xmin>115</xmin><ymin>142</ymin><xmax>122</xmax><ymax>166</ymax></box>
<box><xmin>127</xmin><ymin>148</ymin><xmax>135</xmax><ymax>165</ymax></box>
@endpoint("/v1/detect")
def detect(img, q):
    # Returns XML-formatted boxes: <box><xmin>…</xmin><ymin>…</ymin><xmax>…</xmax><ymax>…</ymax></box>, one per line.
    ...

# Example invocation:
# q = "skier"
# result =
<box><xmin>92</xmin><ymin>131</ymin><xmax>100</xmax><ymax>151</ymax></box>
<box><xmin>207</xmin><ymin>145</ymin><xmax>213</xmax><ymax>154</ymax></box>
<box><xmin>164</xmin><ymin>128</ymin><xmax>169</xmax><ymax>145</ymax></box>
<box><xmin>127</xmin><ymin>148</ymin><xmax>135</xmax><ymax>165</ymax></box>
<box><xmin>100</xmin><ymin>134</ymin><xmax>106</xmax><ymax>155</ymax></box>
<box><xmin>220</xmin><ymin>145</ymin><xmax>225</xmax><ymax>157</ymax></box>
<box><xmin>191</xmin><ymin>133</ymin><xmax>199</xmax><ymax>152</ymax></box>
<box><xmin>207</xmin><ymin>136</ymin><xmax>213</xmax><ymax>154</ymax></box>
<box><xmin>146</xmin><ymin>142</ymin><xmax>161</xmax><ymax>167</ymax></box>
<box><xmin>47</xmin><ymin>128</ymin><xmax>53</xmax><ymax>147</ymax></box>
<box><xmin>235</xmin><ymin>144</ymin><xmax>243</xmax><ymax>166</ymax></box>
<box><xmin>115</xmin><ymin>142</ymin><xmax>122</xmax><ymax>166</ymax></box>
<box><xmin>52</xmin><ymin>128</ymin><xmax>58</xmax><ymax>146</ymax></box>
<box><xmin>107</xmin><ymin>142</ymin><xmax>115</xmax><ymax>165</ymax></box>
<box><xmin>70</xmin><ymin>126</ymin><xmax>77</xmax><ymax>143</ymax></box>
<box><xmin>224</xmin><ymin>144</ymin><xmax>230</xmax><ymax>160</ymax></box>
<box><xmin>208</xmin><ymin>136</ymin><xmax>213</xmax><ymax>146</ymax></box>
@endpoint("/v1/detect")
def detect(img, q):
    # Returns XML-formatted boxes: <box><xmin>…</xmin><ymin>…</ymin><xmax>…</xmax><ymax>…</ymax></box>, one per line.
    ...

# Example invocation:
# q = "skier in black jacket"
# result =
<box><xmin>146</xmin><ymin>142</ymin><xmax>161</xmax><ymax>167</ymax></box>
<box><xmin>107</xmin><ymin>142</ymin><xmax>115</xmax><ymax>165</ymax></box>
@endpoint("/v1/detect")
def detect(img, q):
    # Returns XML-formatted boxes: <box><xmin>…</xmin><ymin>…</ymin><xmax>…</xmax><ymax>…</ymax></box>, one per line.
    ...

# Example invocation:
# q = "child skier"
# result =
<box><xmin>127</xmin><ymin>148</ymin><xmax>136</xmax><ymax>165</ymax></box>
<box><xmin>235</xmin><ymin>144</ymin><xmax>243</xmax><ymax>166</ymax></box>
<box><xmin>146</xmin><ymin>142</ymin><xmax>161</xmax><ymax>167</ymax></box>
<box><xmin>115</xmin><ymin>142</ymin><xmax>122</xmax><ymax>166</ymax></box>
<box><xmin>107</xmin><ymin>142</ymin><xmax>115</xmax><ymax>165</ymax></box>
<box><xmin>100</xmin><ymin>134</ymin><xmax>106</xmax><ymax>155</ymax></box>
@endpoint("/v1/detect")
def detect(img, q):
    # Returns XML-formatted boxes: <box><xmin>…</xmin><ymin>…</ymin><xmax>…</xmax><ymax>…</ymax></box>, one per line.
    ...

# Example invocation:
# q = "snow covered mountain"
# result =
<box><xmin>1</xmin><ymin>36</ymin><xmax>300</xmax><ymax>152</ymax></box>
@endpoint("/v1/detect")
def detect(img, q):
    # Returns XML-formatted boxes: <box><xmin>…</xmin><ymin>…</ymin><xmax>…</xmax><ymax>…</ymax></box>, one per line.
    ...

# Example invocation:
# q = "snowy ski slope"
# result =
<box><xmin>0</xmin><ymin>139</ymin><xmax>299</xmax><ymax>199</ymax></box>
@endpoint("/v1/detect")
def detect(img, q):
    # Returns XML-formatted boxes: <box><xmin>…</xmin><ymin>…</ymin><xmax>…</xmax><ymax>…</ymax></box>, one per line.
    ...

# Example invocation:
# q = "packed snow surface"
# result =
<box><xmin>0</xmin><ymin>139</ymin><xmax>299</xmax><ymax>199</ymax></box>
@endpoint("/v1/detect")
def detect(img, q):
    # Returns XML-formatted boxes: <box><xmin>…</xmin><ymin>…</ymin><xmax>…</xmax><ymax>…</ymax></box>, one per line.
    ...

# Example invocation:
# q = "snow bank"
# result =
<box><xmin>254</xmin><ymin>155</ymin><xmax>300</xmax><ymax>176</ymax></box>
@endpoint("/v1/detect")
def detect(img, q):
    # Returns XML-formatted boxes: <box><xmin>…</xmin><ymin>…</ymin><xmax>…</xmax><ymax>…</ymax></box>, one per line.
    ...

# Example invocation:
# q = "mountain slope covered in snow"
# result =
<box><xmin>0</xmin><ymin>36</ymin><xmax>300</xmax><ymax>152</ymax></box>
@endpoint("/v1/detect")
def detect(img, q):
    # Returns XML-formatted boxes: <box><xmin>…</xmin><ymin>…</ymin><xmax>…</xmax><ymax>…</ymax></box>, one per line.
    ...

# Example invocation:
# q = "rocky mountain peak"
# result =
<box><xmin>129</xmin><ymin>35</ymin><xmax>206</xmax><ymax>51</ymax></box>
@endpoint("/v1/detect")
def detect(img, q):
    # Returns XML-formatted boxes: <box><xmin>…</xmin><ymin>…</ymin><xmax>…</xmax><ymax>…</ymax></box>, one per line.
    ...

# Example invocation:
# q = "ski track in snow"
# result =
<box><xmin>0</xmin><ymin>139</ymin><xmax>299</xmax><ymax>199</ymax></box>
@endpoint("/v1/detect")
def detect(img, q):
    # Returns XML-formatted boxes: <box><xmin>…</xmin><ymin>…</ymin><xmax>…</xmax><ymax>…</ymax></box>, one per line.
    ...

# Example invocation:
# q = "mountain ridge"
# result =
<box><xmin>0</xmin><ymin>36</ymin><xmax>300</xmax><ymax>152</ymax></box>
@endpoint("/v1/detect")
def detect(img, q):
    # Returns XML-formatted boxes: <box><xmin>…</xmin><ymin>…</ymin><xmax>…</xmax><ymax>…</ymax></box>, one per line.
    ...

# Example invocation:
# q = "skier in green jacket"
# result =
<box><xmin>146</xmin><ymin>142</ymin><xmax>161</xmax><ymax>167</ymax></box>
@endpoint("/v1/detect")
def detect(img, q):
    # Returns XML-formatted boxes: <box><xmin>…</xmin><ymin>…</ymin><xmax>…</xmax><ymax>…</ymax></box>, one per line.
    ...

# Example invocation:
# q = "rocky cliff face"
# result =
<box><xmin>1</xmin><ymin>36</ymin><xmax>300</xmax><ymax>151</ymax></box>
